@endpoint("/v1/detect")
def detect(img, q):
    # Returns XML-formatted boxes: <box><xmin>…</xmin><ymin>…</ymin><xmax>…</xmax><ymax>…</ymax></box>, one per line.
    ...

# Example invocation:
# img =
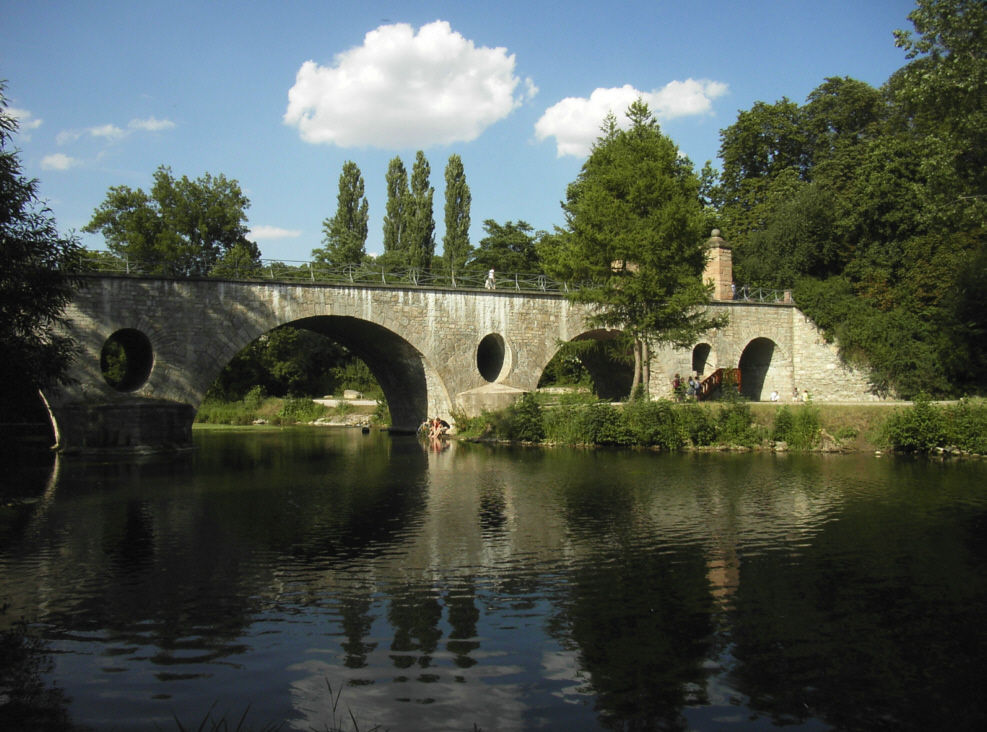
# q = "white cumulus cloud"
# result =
<box><xmin>41</xmin><ymin>153</ymin><xmax>81</xmax><ymax>171</ymax></box>
<box><xmin>534</xmin><ymin>79</ymin><xmax>728</xmax><ymax>158</ymax></box>
<box><xmin>284</xmin><ymin>20</ymin><xmax>537</xmax><ymax>148</ymax></box>
<box><xmin>249</xmin><ymin>226</ymin><xmax>302</xmax><ymax>240</ymax></box>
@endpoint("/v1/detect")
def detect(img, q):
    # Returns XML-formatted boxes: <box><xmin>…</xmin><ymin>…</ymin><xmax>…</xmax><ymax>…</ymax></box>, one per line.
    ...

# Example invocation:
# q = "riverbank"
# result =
<box><xmin>453</xmin><ymin>395</ymin><xmax>987</xmax><ymax>456</ymax></box>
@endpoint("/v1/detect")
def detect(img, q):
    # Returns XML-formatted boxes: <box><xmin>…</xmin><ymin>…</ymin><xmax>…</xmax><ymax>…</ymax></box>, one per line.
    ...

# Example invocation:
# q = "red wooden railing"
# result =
<box><xmin>696</xmin><ymin>368</ymin><xmax>741</xmax><ymax>401</ymax></box>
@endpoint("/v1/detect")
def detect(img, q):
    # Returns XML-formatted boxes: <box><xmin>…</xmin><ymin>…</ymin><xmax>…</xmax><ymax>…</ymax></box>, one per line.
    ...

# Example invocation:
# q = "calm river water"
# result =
<box><xmin>2</xmin><ymin>428</ymin><xmax>987</xmax><ymax>731</ymax></box>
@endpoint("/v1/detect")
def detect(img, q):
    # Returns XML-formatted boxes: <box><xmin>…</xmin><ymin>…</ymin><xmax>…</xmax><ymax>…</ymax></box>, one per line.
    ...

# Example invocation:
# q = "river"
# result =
<box><xmin>2</xmin><ymin>427</ymin><xmax>986</xmax><ymax>731</ymax></box>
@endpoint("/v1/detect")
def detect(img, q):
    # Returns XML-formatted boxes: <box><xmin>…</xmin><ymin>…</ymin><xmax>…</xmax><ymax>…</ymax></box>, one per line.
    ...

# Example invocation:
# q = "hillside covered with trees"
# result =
<box><xmin>709</xmin><ymin>0</ymin><xmax>985</xmax><ymax>398</ymax></box>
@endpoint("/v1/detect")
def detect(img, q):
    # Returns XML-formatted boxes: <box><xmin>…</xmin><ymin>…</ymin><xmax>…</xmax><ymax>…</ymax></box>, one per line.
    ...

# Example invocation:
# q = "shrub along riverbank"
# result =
<box><xmin>193</xmin><ymin>387</ymin><xmax>987</xmax><ymax>456</ymax></box>
<box><xmin>452</xmin><ymin>394</ymin><xmax>987</xmax><ymax>456</ymax></box>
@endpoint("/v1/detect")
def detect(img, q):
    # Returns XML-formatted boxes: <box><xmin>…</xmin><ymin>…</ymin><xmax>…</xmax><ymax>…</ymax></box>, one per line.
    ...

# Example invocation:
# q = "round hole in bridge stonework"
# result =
<box><xmin>101</xmin><ymin>329</ymin><xmax>154</xmax><ymax>392</ymax></box>
<box><xmin>477</xmin><ymin>333</ymin><xmax>509</xmax><ymax>383</ymax></box>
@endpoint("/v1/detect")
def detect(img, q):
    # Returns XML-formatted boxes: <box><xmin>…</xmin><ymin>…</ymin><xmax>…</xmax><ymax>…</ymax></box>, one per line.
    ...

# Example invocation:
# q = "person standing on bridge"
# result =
<box><xmin>485</xmin><ymin>268</ymin><xmax>496</xmax><ymax>290</ymax></box>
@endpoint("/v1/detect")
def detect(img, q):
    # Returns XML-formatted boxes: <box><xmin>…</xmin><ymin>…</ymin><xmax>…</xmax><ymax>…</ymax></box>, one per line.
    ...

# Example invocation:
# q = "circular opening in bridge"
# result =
<box><xmin>477</xmin><ymin>333</ymin><xmax>508</xmax><ymax>383</ymax></box>
<box><xmin>101</xmin><ymin>329</ymin><xmax>154</xmax><ymax>392</ymax></box>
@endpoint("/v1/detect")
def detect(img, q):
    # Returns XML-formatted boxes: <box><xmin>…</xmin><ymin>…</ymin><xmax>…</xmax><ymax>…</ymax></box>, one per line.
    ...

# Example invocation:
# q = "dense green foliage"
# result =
<box><xmin>460</xmin><ymin>396</ymin><xmax>770</xmax><ymax>450</ymax></box>
<box><xmin>1</xmin><ymin>82</ymin><xmax>82</xmax><ymax>415</ymax></box>
<box><xmin>713</xmin><ymin>0</ymin><xmax>986</xmax><ymax>397</ymax></box>
<box><xmin>314</xmin><ymin>160</ymin><xmax>368</xmax><ymax>265</ymax></box>
<box><xmin>407</xmin><ymin>151</ymin><xmax>436</xmax><ymax>270</ymax></box>
<box><xmin>881</xmin><ymin>397</ymin><xmax>987</xmax><ymax>454</ymax></box>
<box><xmin>541</xmin><ymin>100</ymin><xmax>726</xmax><ymax>390</ymax></box>
<box><xmin>205</xmin><ymin>326</ymin><xmax>380</xmax><ymax>402</ymax></box>
<box><xmin>381</xmin><ymin>156</ymin><xmax>411</xmax><ymax>264</ymax></box>
<box><xmin>83</xmin><ymin>164</ymin><xmax>259</xmax><ymax>276</ymax></box>
<box><xmin>467</xmin><ymin>219</ymin><xmax>543</xmax><ymax>274</ymax></box>
<box><xmin>442</xmin><ymin>153</ymin><xmax>472</xmax><ymax>271</ymax></box>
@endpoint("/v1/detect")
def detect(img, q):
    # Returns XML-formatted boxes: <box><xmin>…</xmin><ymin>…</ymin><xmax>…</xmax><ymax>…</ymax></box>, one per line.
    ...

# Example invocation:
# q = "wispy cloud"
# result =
<box><xmin>249</xmin><ymin>226</ymin><xmax>302</xmax><ymax>240</ymax></box>
<box><xmin>534</xmin><ymin>80</ymin><xmax>728</xmax><ymax>158</ymax></box>
<box><xmin>57</xmin><ymin>116</ymin><xmax>176</xmax><ymax>145</ymax></box>
<box><xmin>6</xmin><ymin>107</ymin><xmax>43</xmax><ymax>139</ymax></box>
<box><xmin>284</xmin><ymin>20</ymin><xmax>537</xmax><ymax>149</ymax></box>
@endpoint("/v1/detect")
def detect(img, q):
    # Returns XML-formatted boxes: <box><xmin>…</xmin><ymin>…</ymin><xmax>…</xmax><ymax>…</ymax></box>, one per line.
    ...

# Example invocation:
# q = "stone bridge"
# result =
<box><xmin>42</xmin><ymin>268</ymin><xmax>876</xmax><ymax>453</ymax></box>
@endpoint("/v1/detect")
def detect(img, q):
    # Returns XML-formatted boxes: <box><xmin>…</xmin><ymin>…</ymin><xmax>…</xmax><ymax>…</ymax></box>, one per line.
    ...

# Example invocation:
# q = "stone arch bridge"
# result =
<box><xmin>43</xmin><ymin>274</ymin><xmax>876</xmax><ymax>453</ymax></box>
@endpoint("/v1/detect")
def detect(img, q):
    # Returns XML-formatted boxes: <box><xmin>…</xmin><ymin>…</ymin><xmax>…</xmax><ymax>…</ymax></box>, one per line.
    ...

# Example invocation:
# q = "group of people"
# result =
<box><xmin>420</xmin><ymin>416</ymin><xmax>450</xmax><ymax>439</ymax></box>
<box><xmin>672</xmin><ymin>373</ymin><xmax>702</xmax><ymax>400</ymax></box>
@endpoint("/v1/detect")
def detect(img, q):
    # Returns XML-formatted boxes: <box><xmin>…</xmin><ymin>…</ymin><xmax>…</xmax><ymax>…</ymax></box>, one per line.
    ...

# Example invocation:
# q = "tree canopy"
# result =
<box><xmin>1</xmin><ymin>82</ymin><xmax>83</xmax><ymax>427</ymax></box>
<box><xmin>315</xmin><ymin>160</ymin><xmax>368</xmax><ymax>266</ymax></box>
<box><xmin>468</xmin><ymin>220</ymin><xmax>541</xmax><ymax>274</ymax></box>
<box><xmin>711</xmin><ymin>0</ymin><xmax>986</xmax><ymax>397</ymax></box>
<box><xmin>541</xmin><ymin>100</ymin><xmax>725</xmax><ymax>389</ymax></box>
<box><xmin>83</xmin><ymin>165</ymin><xmax>257</xmax><ymax>276</ymax></box>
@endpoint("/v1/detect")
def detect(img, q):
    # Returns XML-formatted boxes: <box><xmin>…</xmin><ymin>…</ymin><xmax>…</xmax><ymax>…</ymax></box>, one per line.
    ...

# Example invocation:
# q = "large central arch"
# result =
<box><xmin>291</xmin><ymin>315</ymin><xmax>449</xmax><ymax>431</ymax></box>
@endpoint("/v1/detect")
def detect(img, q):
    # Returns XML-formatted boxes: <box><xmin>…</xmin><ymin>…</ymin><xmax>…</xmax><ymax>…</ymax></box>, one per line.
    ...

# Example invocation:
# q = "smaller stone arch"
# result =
<box><xmin>737</xmin><ymin>337</ymin><xmax>789</xmax><ymax>401</ymax></box>
<box><xmin>692</xmin><ymin>342</ymin><xmax>716</xmax><ymax>377</ymax></box>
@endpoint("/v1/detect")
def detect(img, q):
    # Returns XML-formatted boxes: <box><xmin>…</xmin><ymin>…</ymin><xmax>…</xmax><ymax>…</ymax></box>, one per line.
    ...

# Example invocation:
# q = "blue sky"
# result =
<box><xmin>3</xmin><ymin>0</ymin><xmax>916</xmax><ymax>262</ymax></box>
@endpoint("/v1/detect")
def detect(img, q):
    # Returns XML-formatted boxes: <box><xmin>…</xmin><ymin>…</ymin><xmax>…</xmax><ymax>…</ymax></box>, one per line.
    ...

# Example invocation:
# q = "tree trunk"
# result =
<box><xmin>631</xmin><ymin>338</ymin><xmax>642</xmax><ymax>392</ymax></box>
<box><xmin>642</xmin><ymin>340</ymin><xmax>651</xmax><ymax>393</ymax></box>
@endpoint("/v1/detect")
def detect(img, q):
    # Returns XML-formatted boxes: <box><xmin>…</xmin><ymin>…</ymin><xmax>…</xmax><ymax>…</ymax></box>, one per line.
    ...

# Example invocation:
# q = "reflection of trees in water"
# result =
<box><xmin>548</xmin><ymin>547</ymin><xmax>714</xmax><ymax>731</ymax></box>
<box><xmin>388</xmin><ymin>584</ymin><xmax>443</xmax><ymax>673</ymax></box>
<box><xmin>445</xmin><ymin>578</ymin><xmax>480</xmax><ymax>669</ymax></box>
<box><xmin>0</xmin><ymin>620</ymin><xmax>87</xmax><ymax>732</ymax></box>
<box><xmin>726</xmin><ymin>497</ymin><xmax>987</xmax><ymax>731</ymax></box>
<box><xmin>543</xmin><ymin>470</ymin><xmax>716</xmax><ymax>730</ymax></box>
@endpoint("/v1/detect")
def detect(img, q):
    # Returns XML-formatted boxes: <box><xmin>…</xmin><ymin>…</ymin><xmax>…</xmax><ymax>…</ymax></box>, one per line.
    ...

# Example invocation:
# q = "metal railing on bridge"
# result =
<box><xmin>70</xmin><ymin>251</ymin><xmax>578</xmax><ymax>293</ymax></box>
<box><xmin>69</xmin><ymin>251</ymin><xmax>794</xmax><ymax>303</ymax></box>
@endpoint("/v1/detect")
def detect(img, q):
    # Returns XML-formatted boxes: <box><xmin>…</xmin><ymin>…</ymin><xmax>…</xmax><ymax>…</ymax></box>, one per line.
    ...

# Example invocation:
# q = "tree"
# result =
<box><xmin>83</xmin><ymin>165</ymin><xmax>255</xmax><ymax>276</ymax></box>
<box><xmin>467</xmin><ymin>220</ymin><xmax>541</xmax><ymax>274</ymax></box>
<box><xmin>381</xmin><ymin>156</ymin><xmax>410</xmax><ymax>266</ymax></box>
<box><xmin>1</xmin><ymin>82</ymin><xmax>82</xmax><ymax>409</ymax></box>
<box><xmin>543</xmin><ymin>100</ymin><xmax>725</xmax><ymax>390</ymax></box>
<box><xmin>407</xmin><ymin>151</ymin><xmax>435</xmax><ymax>270</ymax></box>
<box><xmin>442</xmin><ymin>154</ymin><xmax>472</xmax><ymax>271</ymax></box>
<box><xmin>315</xmin><ymin>161</ymin><xmax>368</xmax><ymax>266</ymax></box>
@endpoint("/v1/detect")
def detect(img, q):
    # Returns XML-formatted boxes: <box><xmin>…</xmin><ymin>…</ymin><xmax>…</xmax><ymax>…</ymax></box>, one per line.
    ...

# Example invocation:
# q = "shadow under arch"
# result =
<box><xmin>692</xmin><ymin>343</ymin><xmax>715</xmax><ymax>377</ymax></box>
<box><xmin>541</xmin><ymin>329</ymin><xmax>633</xmax><ymax>401</ymax></box>
<box><xmin>738</xmin><ymin>337</ymin><xmax>777</xmax><ymax>401</ymax></box>
<box><xmin>292</xmin><ymin>315</ymin><xmax>435</xmax><ymax>432</ymax></box>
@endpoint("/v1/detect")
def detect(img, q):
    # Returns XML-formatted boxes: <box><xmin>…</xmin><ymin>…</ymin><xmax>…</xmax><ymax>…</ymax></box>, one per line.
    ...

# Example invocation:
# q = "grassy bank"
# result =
<box><xmin>195</xmin><ymin>387</ymin><xmax>388</xmax><ymax>427</ymax></box>
<box><xmin>454</xmin><ymin>394</ymin><xmax>987</xmax><ymax>456</ymax></box>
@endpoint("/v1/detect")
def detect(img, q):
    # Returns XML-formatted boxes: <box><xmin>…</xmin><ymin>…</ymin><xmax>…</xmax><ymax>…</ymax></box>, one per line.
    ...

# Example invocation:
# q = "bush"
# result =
<box><xmin>275</xmin><ymin>398</ymin><xmax>328</xmax><ymax>425</ymax></box>
<box><xmin>504</xmin><ymin>393</ymin><xmax>545</xmax><ymax>443</ymax></box>
<box><xmin>881</xmin><ymin>396</ymin><xmax>946</xmax><ymax>452</ymax></box>
<box><xmin>542</xmin><ymin>404</ymin><xmax>588</xmax><ymax>445</ymax></box>
<box><xmin>716</xmin><ymin>402</ymin><xmax>762</xmax><ymax>447</ymax></box>
<box><xmin>679</xmin><ymin>402</ymin><xmax>718</xmax><ymax>446</ymax></box>
<box><xmin>623</xmin><ymin>399</ymin><xmax>683</xmax><ymax>449</ymax></box>
<box><xmin>772</xmin><ymin>404</ymin><xmax>821</xmax><ymax>449</ymax></box>
<box><xmin>946</xmin><ymin>398</ymin><xmax>987</xmax><ymax>454</ymax></box>
<box><xmin>581</xmin><ymin>403</ymin><xmax>633</xmax><ymax>446</ymax></box>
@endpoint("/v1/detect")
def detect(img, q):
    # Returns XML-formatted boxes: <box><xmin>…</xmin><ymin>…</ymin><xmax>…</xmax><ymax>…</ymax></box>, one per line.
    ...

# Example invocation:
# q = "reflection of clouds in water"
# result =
<box><xmin>543</xmin><ymin>648</ymin><xmax>593</xmax><ymax>701</ymax></box>
<box><xmin>289</xmin><ymin>656</ymin><xmax>527</xmax><ymax>731</ymax></box>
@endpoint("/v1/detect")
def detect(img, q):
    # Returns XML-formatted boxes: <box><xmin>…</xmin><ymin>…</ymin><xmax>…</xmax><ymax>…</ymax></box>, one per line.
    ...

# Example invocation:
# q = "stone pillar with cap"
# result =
<box><xmin>703</xmin><ymin>229</ymin><xmax>734</xmax><ymax>300</ymax></box>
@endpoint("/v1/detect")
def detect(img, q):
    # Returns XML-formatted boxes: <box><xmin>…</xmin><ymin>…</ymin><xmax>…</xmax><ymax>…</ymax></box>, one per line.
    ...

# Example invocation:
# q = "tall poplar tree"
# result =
<box><xmin>541</xmin><ymin>100</ymin><xmax>724</xmax><ymax>390</ymax></box>
<box><xmin>442</xmin><ymin>154</ymin><xmax>471</xmax><ymax>271</ymax></box>
<box><xmin>382</xmin><ymin>156</ymin><xmax>410</xmax><ymax>264</ymax></box>
<box><xmin>407</xmin><ymin>151</ymin><xmax>435</xmax><ymax>270</ymax></box>
<box><xmin>315</xmin><ymin>161</ymin><xmax>368</xmax><ymax>266</ymax></box>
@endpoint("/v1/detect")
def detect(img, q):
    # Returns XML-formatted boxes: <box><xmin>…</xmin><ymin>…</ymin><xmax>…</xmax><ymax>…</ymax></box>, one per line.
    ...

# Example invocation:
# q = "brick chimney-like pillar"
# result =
<box><xmin>703</xmin><ymin>229</ymin><xmax>734</xmax><ymax>300</ymax></box>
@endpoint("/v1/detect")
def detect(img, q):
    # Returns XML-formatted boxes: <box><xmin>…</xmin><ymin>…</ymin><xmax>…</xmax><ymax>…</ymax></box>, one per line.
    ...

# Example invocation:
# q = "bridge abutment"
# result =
<box><xmin>46</xmin><ymin>398</ymin><xmax>195</xmax><ymax>454</ymax></box>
